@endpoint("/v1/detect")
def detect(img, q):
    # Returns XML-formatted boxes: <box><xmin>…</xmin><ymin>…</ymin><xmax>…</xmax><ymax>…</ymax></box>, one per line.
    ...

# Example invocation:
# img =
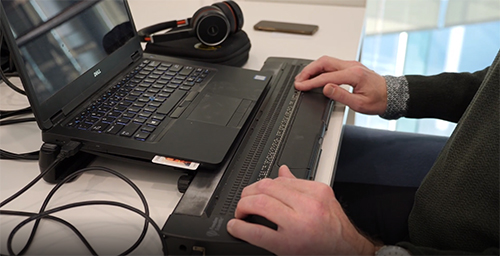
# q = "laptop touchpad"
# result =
<box><xmin>187</xmin><ymin>94</ymin><xmax>243</xmax><ymax>126</ymax></box>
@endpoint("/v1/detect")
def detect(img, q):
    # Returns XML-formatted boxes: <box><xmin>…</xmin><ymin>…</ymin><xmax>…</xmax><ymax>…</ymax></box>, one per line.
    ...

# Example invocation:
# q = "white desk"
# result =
<box><xmin>0</xmin><ymin>1</ymin><xmax>364</xmax><ymax>255</ymax></box>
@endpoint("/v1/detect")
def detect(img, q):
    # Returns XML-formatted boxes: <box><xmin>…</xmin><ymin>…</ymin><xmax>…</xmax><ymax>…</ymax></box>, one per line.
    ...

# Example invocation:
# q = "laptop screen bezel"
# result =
<box><xmin>0</xmin><ymin>0</ymin><xmax>142</xmax><ymax>130</ymax></box>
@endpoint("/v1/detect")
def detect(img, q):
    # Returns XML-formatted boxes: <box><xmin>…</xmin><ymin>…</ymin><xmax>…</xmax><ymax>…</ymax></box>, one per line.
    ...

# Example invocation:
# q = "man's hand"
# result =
<box><xmin>295</xmin><ymin>55</ymin><xmax>388</xmax><ymax>116</ymax></box>
<box><xmin>226</xmin><ymin>165</ymin><xmax>377</xmax><ymax>255</ymax></box>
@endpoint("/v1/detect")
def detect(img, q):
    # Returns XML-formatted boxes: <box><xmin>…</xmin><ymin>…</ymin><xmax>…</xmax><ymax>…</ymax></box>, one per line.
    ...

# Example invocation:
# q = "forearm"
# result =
<box><xmin>405</xmin><ymin>68</ymin><xmax>488</xmax><ymax>122</ymax></box>
<box><xmin>380</xmin><ymin>68</ymin><xmax>488</xmax><ymax>122</ymax></box>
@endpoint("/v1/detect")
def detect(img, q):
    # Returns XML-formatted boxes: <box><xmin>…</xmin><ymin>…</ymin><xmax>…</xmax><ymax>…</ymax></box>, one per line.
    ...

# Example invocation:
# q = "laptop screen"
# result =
<box><xmin>2</xmin><ymin>0</ymin><xmax>133</xmax><ymax>104</ymax></box>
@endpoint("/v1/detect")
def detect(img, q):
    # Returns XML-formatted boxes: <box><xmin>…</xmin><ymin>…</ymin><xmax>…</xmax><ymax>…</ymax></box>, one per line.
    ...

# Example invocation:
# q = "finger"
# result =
<box><xmin>234</xmin><ymin>193</ymin><xmax>294</xmax><ymax>225</ymax></box>
<box><xmin>241</xmin><ymin>176</ymin><xmax>324</xmax><ymax>206</ymax></box>
<box><xmin>295</xmin><ymin>56</ymin><xmax>358</xmax><ymax>83</ymax></box>
<box><xmin>241</xmin><ymin>178</ymin><xmax>303</xmax><ymax>207</ymax></box>
<box><xmin>227</xmin><ymin>218</ymin><xmax>286</xmax><ymax>254</ymax></box>
<box><xmin>296</xmin><ymin>67</ymin><xmax>362</xmax><ymax>92</ymax></box>
<box><xmin>294</xmin><ymin>58</ymin><xmax>329</xmax><ymax>83</ymax></box>
<box><xmin>295</xmin><ymin>72</ymin><xmax>335</xmax><ymax>91</ymax></box>
<box><xmin>323</xmin><ymin>83</ymin><xmax>364</xmax><ymax>108</ymax></box>
<box><xmin>278</xmin><ymin>165</ymin><xmax>296</xmax><ymax>179</ymax></box>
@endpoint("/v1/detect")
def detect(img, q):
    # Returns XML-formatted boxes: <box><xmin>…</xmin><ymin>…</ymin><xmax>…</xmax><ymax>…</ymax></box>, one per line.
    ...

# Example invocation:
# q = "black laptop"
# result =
<box><xmin>0</xmin><ymin>0</ymin><xmax>271</xmax><ymax>167</ymax></box>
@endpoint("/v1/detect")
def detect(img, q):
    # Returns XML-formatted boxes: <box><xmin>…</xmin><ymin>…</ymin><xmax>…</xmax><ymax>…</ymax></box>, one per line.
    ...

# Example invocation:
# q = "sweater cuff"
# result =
<box><xmin>380</xmin><ymin>75</ymin><xmax>409</xmax><ymax>120</ymax></box>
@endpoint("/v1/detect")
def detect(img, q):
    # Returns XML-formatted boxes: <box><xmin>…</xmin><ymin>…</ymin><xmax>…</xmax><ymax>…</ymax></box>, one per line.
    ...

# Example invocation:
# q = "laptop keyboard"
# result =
<box><xmin>66</xmin><ymin>59</ymin><xmax>211</xmax><ymax>142</ymax></box>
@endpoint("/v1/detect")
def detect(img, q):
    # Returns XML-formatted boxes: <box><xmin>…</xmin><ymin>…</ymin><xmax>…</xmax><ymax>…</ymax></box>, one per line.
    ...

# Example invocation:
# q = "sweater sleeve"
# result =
<box><xmin>379</xmin><ymin>68</ymin><xmax>489</xmax><ymax>122</ymax></box>
<box><xmin>396</xmin><ymin>242</ymin><xmax>499</xmax><ymax>256</ymax></box>
<box><xmin>379</xmin><ymin>75</ymin><xmax>410</xmax><ymax>120</ymax></box>
<box><xmin>405</xmin><ymin>68</ymin><xmax>489</xmax><ymax>123</ymax></box>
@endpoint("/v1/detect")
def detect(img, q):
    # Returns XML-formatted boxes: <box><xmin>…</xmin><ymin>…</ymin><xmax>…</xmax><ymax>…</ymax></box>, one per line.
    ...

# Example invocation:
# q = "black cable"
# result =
<box><xmin>6</xmin><ymin>200</ymin><xmax>166</xmax><ymax>256</ymax></box>
<box><xmin>0</xmin><ymin>157</ymin><xmax>61</xmax><ymax>208</ymax></box>
<box><xmin>0</xmin><ymin>69</ymin><xmax>23</xmax><ymax>95</ymax></box>
<box><xmin>0</xmin><ymin>149</ymin><xmax>39</xmax><ymax>161</ymax></box>
<box><xmin>0</xmin><ymin>59</ymin><xmax>24</xmax><ymax>95</ymax></box>
<box><xmin>0</xmin><ymin>141</ymin><xmax>82</xmax><ymax>208</ymax></box>
<box><xmin>0</xmin><ymin>31</ymin><xmax>37</xmax><ymax>161</ymax></box>
<box><xmin>0</xmin><ymin>107</ymin><xmax>32</xmax><ymax>120</ymax></box>
<box><xmin>0</xmin><ymin>115</ymin><xmax>38</xmax><ymax>160</ymax></box>
<box><xmin>2</xmin><ymin>72</ymin><xmax>18</xmax><ymax>77</ymax></box>
<box><xmin>0</xmin><ymin>108</ymin><xmax>37</xmax><ymax>160</ymax></box>
<box><xmin>17</xmin><ymin>166</ymin><xmax>151</xmax><ymax>256</ymax></box>
<box><xmin>0</xmin><ymin>210</ymin><xmax>97</xmax><ymax>255</ymax></box>
<box><xmin>0</xmin><ymin>142</ymin><xmax>168</xmax><ymax>255</ymax></box>
<box><xmin>0</xmin><ymin>141</ymin><xmax>88</xmax><ymax>254</ymax></box>
<box><xmin>0</xmin><ymin>31</ymin><xmax>25</xmax><ymax>96</ymax></box>
<box><xmin>0</xmin><ymin>117</ymin><xmax>35</xmax><ymax>126</ymax></box>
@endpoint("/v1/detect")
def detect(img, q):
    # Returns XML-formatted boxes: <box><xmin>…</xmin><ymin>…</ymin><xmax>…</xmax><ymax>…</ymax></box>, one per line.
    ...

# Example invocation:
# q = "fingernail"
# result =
<box><xmin>295</xmin><ymin>81</ymin><xmax>302</xmax><ymax>87</ymax></box>
<box><xmin>324</xmin><ymin>85</ymin><xmax>335</xmax><ymax>96</ymax></box>
<box><xmin>227</xmin><ymin>219</ymin><xmax>234</xmax><ymax>230</ymax></box>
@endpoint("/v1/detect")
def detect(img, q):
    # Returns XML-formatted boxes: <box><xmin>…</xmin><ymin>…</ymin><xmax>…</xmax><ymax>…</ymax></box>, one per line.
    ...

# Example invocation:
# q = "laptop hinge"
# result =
<box><xmin>131</xmin><ymin>50</ymin><xmax>141</xmax><ymax>62</ymax></box>
<box><xmin>50</xmin><ymin>110</ymin><xmax>66</xmax><ymax>126</ymax></box>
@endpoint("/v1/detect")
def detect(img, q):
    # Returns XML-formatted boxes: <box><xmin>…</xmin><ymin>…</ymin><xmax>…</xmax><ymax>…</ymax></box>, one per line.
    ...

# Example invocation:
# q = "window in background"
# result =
<box><xmin>357</xmin><ymin>0</ymin><xmax>500</xmax><ymax>136</ymax></box>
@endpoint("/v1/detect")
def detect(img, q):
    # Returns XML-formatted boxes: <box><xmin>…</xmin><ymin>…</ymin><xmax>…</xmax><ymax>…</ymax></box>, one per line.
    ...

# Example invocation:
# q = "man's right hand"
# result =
<box><xmin>294</xmin><ymin>55</ymin><xmax>388</xmax><ymax>116</ymax></box>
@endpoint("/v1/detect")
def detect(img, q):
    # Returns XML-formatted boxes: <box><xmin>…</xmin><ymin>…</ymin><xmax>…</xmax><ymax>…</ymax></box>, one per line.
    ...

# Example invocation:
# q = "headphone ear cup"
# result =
<box><xmin>224</xmin><ymin>1</ymin><xmax>244</xmax><ymax>32</ymax></box>
<box><xmin>212</xmin><ymin>1</ymin><xmax>244</xmax><ymax>34</ymax></box>
<box><xmin>212</xmin><ymin>2</ymin><xmax>237</xmax><ymax>34</ymax></box>
<box><xmin>191</xmin><ymin>6</ymin><xmax>230</xmax><ymax>46</ymax></box>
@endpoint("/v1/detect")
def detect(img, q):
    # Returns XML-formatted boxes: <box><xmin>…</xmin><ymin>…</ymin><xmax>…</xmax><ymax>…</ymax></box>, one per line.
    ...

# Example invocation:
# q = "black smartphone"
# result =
<box><xmin>254</xmin><ymin>20</ymin><xmax>319</xmax><ymax>35</ymax></box>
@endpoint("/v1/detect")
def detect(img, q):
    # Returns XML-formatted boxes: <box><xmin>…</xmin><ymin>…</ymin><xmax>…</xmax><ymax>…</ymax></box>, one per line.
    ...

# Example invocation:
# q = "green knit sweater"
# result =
<box><xmin>395</xmin><ymin>52</ymin><xmax>499</xmax><ymax>254</ymax></box>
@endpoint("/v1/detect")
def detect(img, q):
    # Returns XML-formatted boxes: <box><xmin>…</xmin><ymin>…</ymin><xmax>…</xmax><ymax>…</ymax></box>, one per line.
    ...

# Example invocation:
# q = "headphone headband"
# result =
<box><xmin>137</xmin><ymin>1</ymin><xmax>243</xmax><ymax>46</ymax></box>
<box><xmin>138</xmin><ymin>19</ymin><xmax>190</xmax><ymax>43</ymax></box>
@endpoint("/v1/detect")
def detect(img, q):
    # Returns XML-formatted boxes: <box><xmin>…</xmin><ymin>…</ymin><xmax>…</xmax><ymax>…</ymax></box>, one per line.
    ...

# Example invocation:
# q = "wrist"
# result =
<box><xmin>357</xmin><ymin>237</ymin><xmax>379</xmax><ymax>255</ymax></box>
<box><xmin>373</xmin><ymin>245</ymin><xmax>384</xmax><ymax>253</ymax></box>
<box><xmin>380</xmin><ymin>75</ymin><xmax>409</xmax><ymax>120</ymax></box>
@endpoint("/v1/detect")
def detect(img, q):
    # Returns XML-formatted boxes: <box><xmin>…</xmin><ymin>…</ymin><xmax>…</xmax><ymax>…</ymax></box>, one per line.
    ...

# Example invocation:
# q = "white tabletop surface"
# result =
<box><xmin>0</xmin><ymin>1</ymin><xmax>365</xmax><ymax>255</ymax></box>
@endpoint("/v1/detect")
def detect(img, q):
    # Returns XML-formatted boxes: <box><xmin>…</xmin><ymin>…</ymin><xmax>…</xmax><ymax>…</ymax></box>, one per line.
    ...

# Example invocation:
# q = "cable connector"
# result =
<box><xmin>0</xmin><ymin>141</ymin><xmax>82</xmax><ymax>208</ymax></box>
<box><xmin>57</xmin><ymin>141</ymin><xmax>82</xmax><ymax>160</ymax></box>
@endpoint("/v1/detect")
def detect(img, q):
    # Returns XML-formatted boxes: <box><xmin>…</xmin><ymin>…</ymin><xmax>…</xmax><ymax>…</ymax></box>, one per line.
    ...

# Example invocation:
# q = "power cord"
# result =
<box><xmin>0</xmin><ymin>73</ymin><xmax>33</xmax><ymax>125</ymax></box>
<box><xmin>0</xmin><ymin>108</ymin><xmax>38</xmax><ymax>161</ymax></box>
<box><xmin>0</xmin><ymin>30</ymin><xmax>25</xmax><ymax>96</ymax></box>
<box><xmin>0</xmin><ymin>79</ymin><xmax>36</xmax><ymax>160</ymax></box>
<box><xmin>0</xmin><ymin>141</ymin><xmax>168</xmax><ymax>255</ymax></box>
<box><xmin>0</xmin><ymin>31</ymin><xmax>37</xmax><ymax>160</ymax></box>
<box><xmin>14</xmin><ymin>165</ymin><xmax>153</xmax><ymax>256</ymax></box>
<box><xmin>0</xmin><ymin>210</ymin><xmax>97</xmax><ymax>255</ymax></box>
<box><xmin>0</xmin><ymin>107</ymin><xmax>33</xmax><ymax>120</ymax></box>
<box><xmin>0</xmin><ymin>141</ymin><xmax>82</xmax><ymax>208</ymax></box>
<box><xmin>5</xmin><ymin>200</ymin><xmax>164</xmax><ymax>256</ymax></box>
<box><xmin>0</xmin><ymin>68</ymin><xmax>23</xmax><ymax>95</ymax></box>
<box><xmin>0</xmin><ymin>149</ymin><xmax>38</xmax><ymax>161</ymax></box>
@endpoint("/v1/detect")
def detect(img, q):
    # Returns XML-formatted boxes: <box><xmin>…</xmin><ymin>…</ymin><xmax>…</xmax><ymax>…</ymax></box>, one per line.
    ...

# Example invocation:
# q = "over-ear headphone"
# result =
<box><xmin>138</xmin><ymin>1</ymin><xmax>243</xmax><ymax>47</ymax></box>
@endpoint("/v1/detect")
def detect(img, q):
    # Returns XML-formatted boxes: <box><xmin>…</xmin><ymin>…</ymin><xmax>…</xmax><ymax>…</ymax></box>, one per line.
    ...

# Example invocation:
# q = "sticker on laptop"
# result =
<box><xmin>152</xmin><ymin>156</ymin><xmax>200</xmax><ymax>170</ymax></box>
<box><xmin>253</xmin><ymin>75</ymin><xmax>267</xmax><ymax>81</ymax></box>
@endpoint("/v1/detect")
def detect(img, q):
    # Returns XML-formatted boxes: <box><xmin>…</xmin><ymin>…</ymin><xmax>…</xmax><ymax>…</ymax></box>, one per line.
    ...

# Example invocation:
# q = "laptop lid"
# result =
<box><xmin>0</xmin><ymin>0</ymin><xmax>141</xmax><ymax>130</ymax></box>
